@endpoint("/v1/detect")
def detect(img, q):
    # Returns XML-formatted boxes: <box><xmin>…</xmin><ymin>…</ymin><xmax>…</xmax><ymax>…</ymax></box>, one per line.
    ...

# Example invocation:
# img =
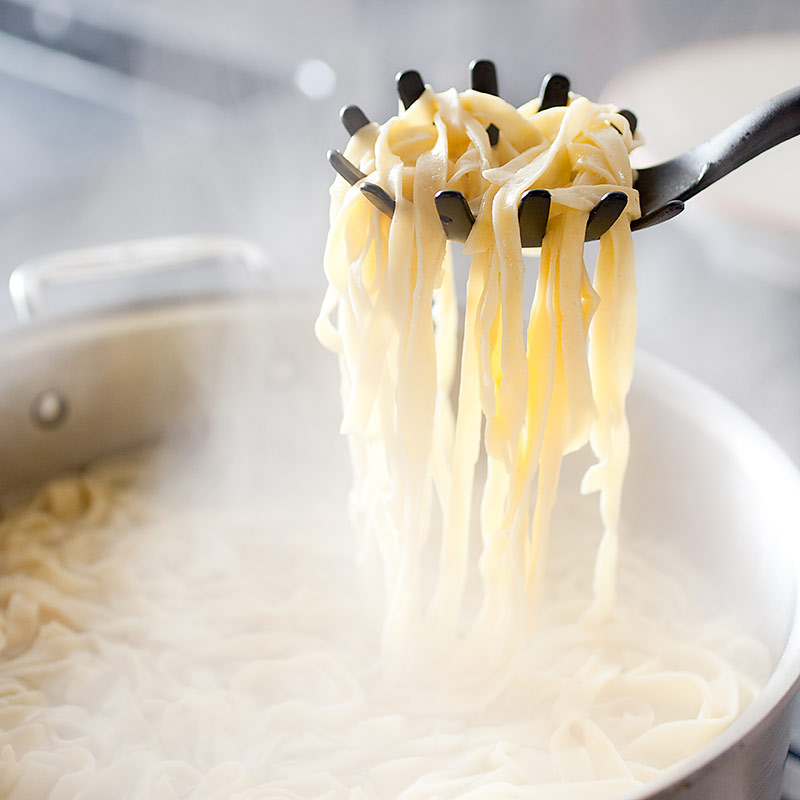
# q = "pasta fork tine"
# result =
<box><xmin>585</xmin><ymin>192</ymin><xmax>629</xmax><ymax>241</ymax></box>
<box><xmin>539</xmin><ymin>73</ymin><xmax>570</xmax><ymax>111</ymax></box>
<box><xmin>470</xmin><ymin>59</ymin><xmax>500</xmax><ymax>146</ymax></box>
<box><xmin>328</xmin><ymin>149</ymin><xmax>365</xmax><ymax>186</ymax></box>
<box><xmin>327</xmin><ymin>149</ymin><xmax>396</xmax><ymax>214</ymax></box>
<box><xmin>518</xmin><ymin>190</ymin><xmax>552</xmax><ymax>247</ymax></box>
<box><xmin>360</xmin><ymin>182</ymin><xmax>396</xmax><ymax>216</ymax></box>
<box><xmin>340</xmin><ymin>105</ymin><xmax>370</xmax><ymax>136</ymax></box>
<box><xmin>435</xmin><ymin>191</ymin><xmax>475</xmax><ymax>242</ymax></box>
<box><xmin>397</xmin><ymin>70</ymin><xmax>426</xmax><ymax>109</ymax></box>
<box><xmin>470</xmin><ymin>59</ymin><xmax>498</xmax><ymax>96</ymax></box>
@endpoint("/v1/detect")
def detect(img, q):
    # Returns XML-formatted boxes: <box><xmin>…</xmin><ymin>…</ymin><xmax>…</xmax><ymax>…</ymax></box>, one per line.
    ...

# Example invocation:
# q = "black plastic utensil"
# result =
<box><xmin>470</xmin><ymin>59</ymin><xmax>500</xmax><ymax>146</ymax></box>
<box><xmin>329</xmin><ymin>61</ymin><xmax>800</xmax><ymax>245</ymax></box>
<box><xmin>631</xmin><ymin>84</ymin><xmax>800</xmax><ymax>230</ymax></box>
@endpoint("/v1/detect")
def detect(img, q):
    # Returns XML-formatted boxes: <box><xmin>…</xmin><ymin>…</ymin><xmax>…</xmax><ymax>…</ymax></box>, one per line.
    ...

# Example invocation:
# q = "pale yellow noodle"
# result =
<box><xmin>319</xmin><ymin>87</ymin><xmax>641</xmax><ymax>660</ymax></box>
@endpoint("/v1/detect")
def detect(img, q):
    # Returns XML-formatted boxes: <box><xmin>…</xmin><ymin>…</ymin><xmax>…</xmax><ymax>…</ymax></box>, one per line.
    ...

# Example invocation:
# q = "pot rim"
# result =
<box><xmin>620</xmin><ymin>354</ymin><xmax>800</xmax><ymax>798</ymax></box>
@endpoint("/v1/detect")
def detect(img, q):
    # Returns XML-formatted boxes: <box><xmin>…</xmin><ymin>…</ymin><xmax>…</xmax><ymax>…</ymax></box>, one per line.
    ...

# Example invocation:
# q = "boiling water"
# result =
<box><xmin>0</xmin><ymin>451</ymin><xmax>769</xmax><ymax>800</ymax></box>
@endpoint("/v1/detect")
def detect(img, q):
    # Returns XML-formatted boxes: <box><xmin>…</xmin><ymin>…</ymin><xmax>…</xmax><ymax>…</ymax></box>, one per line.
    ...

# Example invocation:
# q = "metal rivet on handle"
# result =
<box><xmin>31</xmin><ymin>388</ymin><xmax>69</xmax><ymax>430</ymax></box>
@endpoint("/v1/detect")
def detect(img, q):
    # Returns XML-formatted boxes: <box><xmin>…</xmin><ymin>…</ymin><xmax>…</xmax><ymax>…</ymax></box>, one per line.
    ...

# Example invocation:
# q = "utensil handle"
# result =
<box><xmin>9</xmin><ymin>236</ymin><xmax>270</xmax><ymax>324</ymax></box>
<box><xmin>687</xmin><ymin>85</ymin><xmax>800</xmax><ymax>199</ymax></box>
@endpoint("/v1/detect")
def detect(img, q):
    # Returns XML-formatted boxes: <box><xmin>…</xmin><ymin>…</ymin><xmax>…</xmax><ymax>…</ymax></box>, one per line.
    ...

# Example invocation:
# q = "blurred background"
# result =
<box><xmin>0</xmin><ymin>0</ymin><xmax>798</xmax><ymax>462</ymax></box>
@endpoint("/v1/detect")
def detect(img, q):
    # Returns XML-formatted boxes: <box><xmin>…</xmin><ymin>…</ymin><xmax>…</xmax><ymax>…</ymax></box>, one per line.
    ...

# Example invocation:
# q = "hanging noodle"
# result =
<box><xmin>317</xmin><ymin>84</ymin><xmax>640</xmax><ymax>666</ymax></box>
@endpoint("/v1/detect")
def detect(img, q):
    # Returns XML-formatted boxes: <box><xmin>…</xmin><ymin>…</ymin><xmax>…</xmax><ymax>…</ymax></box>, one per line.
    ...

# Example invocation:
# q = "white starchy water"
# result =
<box><xmin>0</xmin><ymin>457</ymin><xmax>770</xmax><ymax>799</ymax></box>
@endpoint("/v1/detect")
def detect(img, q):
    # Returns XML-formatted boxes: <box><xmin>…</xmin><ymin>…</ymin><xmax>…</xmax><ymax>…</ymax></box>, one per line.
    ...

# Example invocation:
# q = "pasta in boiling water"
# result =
<box><xmin>0</xmin><ymin>457</ymin><xmax>769</xmax><ymax>798</ymax></box>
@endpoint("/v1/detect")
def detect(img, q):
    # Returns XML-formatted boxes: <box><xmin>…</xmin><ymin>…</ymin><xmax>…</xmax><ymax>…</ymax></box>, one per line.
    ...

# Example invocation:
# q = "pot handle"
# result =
<box><xmin>8</xmin><ymin>235</ymin><xmax>270</xmax><ymax>324</ymax></box>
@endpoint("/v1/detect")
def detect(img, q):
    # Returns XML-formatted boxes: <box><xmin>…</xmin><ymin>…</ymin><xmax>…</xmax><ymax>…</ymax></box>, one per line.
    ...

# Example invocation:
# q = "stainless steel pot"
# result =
<box><xmin>1</xmin><ymin>237</ymin><xmax>799</xmax><ymax>799</ymax></box>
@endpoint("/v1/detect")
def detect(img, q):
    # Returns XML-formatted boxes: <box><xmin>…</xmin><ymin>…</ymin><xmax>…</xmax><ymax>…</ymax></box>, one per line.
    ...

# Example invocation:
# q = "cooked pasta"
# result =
<box><xmin>0</xmin><ymin>458</ymin><xmax>770</xmax><ymax>799</ymax></box>
<box><xmin>317</xmin><ymin>83</ymin><xmax>640</xmax><ymax>664</ymax></box>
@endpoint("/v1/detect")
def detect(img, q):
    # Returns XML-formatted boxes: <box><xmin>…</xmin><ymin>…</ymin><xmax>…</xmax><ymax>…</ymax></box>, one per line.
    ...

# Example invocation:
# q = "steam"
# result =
<box><xmin>0</xmin><ymin>298</ymin><xmax>773</xmax><ymax>798</ymax></box>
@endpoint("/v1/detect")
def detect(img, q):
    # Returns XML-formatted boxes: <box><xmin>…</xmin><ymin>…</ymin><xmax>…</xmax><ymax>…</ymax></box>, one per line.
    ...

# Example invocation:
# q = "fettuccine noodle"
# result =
<box><xmin>317</xmin><ymin>83</ymin><xmax>640</xmax><ymax>665</ymax></box>
<box><xmin>0</xmin><ymin>459</ymin><xmax>770</xmax><ymax>798</ymax></box>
